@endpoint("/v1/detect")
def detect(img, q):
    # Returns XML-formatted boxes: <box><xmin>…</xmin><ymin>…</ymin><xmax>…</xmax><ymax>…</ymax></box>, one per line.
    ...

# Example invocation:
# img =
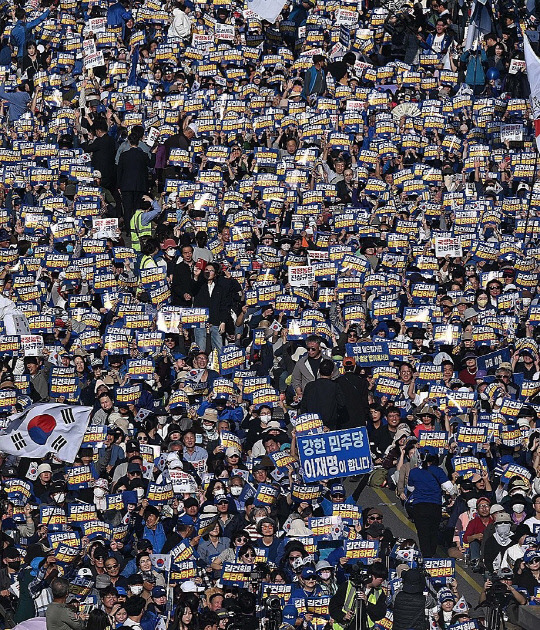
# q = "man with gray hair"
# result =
<box><xmin>45</xmin><ymin>578</ymin><xmax>85</xmax><ymax>630</ymax></box>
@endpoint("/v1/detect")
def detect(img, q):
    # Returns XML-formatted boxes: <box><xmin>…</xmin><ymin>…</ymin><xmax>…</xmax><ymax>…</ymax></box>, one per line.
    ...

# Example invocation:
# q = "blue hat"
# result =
<box><xmin>152</xmin><ymin>586</ymin><xmax>167</xmax><ymax>598</ymax></box>
<box><xmin>301</xmin><ymin>566</ymin><xmax>316</xmax><ymax>579</ymax></box>
<box><xmin>524</xmin><ymin>549</ymin><xmax>540</xmax><ymax>564</ymax></box>
<box><xmin>116</xmin><ymin>587</ymin><xmax>127</xmax><ymax>596</ymax></box>
<box><xmin>282</xmin><ymin>605</ymin><xmax>298</xmax><ymax>623</ymax></box>
<box><xmin>122</xmin><ymin>490</ymin><xmax>138</xmax><ymax>506</ymax></box>
<box><xmin>330</xmin><ymin>484</ymin><xmax>345</xmax><ymax>496</ymax></box>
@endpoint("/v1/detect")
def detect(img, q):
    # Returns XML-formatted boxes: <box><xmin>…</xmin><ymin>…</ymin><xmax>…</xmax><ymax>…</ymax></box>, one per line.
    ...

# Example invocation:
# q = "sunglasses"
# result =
<box><xmin>368</xmin><ymin>516</ymin><xmax>383</xmax><ymax>521</ymax></box>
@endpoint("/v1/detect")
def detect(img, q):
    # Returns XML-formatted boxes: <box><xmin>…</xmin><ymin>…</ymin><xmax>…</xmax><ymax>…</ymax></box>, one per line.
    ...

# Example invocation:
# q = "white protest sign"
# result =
<box><xmin>82</xmin><ymin>39</ymin><xmax>97</xmax><ymax>57</ymax></box>
<box><xmin>215</xmin><ymin>24</ymin><xmax>235</xmax><ymax>41</ymax></box>
<box><xmin>434</xmin><ymin>236</ymin><xmax>463</xmax><ymax>258</ymax></box>
<box><xmin>84</xmin><ymin>50</ymin><xmax>105</xmax><ymax>69</ymax></box>
<box><xmin>20</xmin><ymin>335</ymin><xmax>44</xmax><ymax>357</ymax></box>
<box><xmin>509</xmin><ymin>59</ymin><xmax>526</xmax><ymax>75</ymax></box>
<box><xmin>247</xmin><ymin>0</ymin><xmax>287</xmax><ymax>23</ymax></box>
<box><xmin>87</xmin><ymin>17</ymin><xmax>107</xmax><ymax>33</ymax></box>
<box><xmin>500</xmin><ymin>124</ymin><xmax>523</xmax><ymax>143</ymax></box>
<box><xmin>288</xmin><ymin>266</ymin><xmax>315</xmax><ymax>287</ymax></box>
<box><xmin>93</xmin><ymin>218</ymin><xmax>118</xmax><ymax>239</ymax></box>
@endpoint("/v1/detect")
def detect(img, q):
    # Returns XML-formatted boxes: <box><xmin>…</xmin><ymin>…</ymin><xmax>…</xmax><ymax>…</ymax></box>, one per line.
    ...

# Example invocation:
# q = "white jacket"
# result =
<box><xmin>168</xmin><ymin>8</ymin><xmax>192</xmax><ymax>39</ymax></box>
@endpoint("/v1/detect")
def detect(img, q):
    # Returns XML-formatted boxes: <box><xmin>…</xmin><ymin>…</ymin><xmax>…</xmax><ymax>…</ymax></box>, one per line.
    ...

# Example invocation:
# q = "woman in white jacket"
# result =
<box><xmin>168</xmin><ymin>3</ymin><xmax>192</xmax><ymax>40</ymax></box>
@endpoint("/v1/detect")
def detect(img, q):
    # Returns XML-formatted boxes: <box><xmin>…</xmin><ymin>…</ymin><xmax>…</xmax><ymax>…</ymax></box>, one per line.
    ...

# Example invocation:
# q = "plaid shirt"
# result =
<box><xmin>28</xmin><ymin>566</ymin><xmax>53</xmax><ymax>616</ymax></box>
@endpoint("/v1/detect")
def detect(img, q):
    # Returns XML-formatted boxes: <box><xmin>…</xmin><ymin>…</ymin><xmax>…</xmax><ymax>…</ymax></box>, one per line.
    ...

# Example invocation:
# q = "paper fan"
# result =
<box><xmin>392</xmin><ymin>102</ymin><xmax>421</xmax><ymax>120</ymax></box>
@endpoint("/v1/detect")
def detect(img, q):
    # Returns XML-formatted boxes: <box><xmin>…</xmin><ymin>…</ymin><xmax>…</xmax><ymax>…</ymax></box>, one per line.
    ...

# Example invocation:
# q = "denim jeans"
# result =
<box><xmin>469</xmin><ymin>539</ymin><xmax>481</xmax><ymax>561</ymax></box>
<box><xmin>194</xmin><ymin>325</ymin><xmax>223</xmax><ymax>354</ymax></box>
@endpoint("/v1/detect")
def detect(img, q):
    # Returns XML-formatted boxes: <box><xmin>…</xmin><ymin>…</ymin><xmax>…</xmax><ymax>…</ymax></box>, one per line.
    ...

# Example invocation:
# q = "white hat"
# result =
<box><xmin>287</xmin><ymin>518</ymin><xmax>312</xmax><ymax>537</ymax></box>
<box><xmin>92</xmin><ymin>170</ymin><xmax>102</xmax><ymax>178</ymax></box>
<box><xmin>225</xmin><ymin>447</ymin><xmax>241</xmax><ymax>457</ymax></box>
<box><xmin>187</xmin><ymin>122</ymin><xmax>198</xmax><ymax>137</ymax></box>
<box><xmin>100</xmin><ymin>91</ymin><xmax>109</xmax><ymax>101</ymax></box>
<box><xmin>180</xmin><ymin>581</ymin><xmax>204</xmax><ymax>593</ymax></box>
<box><xmin>37</xmin><ymin>463</ymin><xmax>52</xmax><ymax>475</ymax></box>
<box><xmin>489</xmin><ymin>503</ymin><xmax>504</xmax><ymax>515</ymax></box>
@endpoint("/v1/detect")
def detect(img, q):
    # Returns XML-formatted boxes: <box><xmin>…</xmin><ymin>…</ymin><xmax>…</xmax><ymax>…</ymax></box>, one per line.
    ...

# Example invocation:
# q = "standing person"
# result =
<box><xmin>193</xmin><ymin>263</ymin><xmax>228</xmax><ymax>353</ymax></box>
<box><xmin>301</xmin><ymin>54</ymin><xmax>327</xmax><ymax>100</ymax></box>
<box><xmin>393</xmin><ymin>569</ymin><xmax>428</xmax><ymax>630</ymax></box>
<box><xmin>300</xmin><ymin>359</ymin><xmax>346</xmax><ymax>430</ymax></box>
<box><xmin>337</xmin><ymin>358</ymin><xmax>369</xmax><ymax>427</ymax></box>
<box><xmin>45</xmin><ymin>578</ymin><xmax>86</xmax><ymax>630</ymax></box>
<box><xmin>171</xmin><ymin>244</ymin><xmax>203</xmax><ymax>306</ymax></box>
<box><xmin>291</xmin><ymin>335</ymin><xmax>337</xmax><ymax>398</ymax></box>
<box><xmin>117</xmin><ymin>131</ymin><xmax>150</xmax><ymax>230</ymax></box>
<box><xmin>406</xmin><ymin>448</ymin><xmax>456</xmax><ymax>558</ymax></box>
<box><xmin>11</xmin><ymin>7</ymin><xmax>50</xmax><ymax>64</ymax></box>
<box><xmin>82</xmin><ymin>119</ymin><xmax>117</xmax><ymax>196</ymax></box>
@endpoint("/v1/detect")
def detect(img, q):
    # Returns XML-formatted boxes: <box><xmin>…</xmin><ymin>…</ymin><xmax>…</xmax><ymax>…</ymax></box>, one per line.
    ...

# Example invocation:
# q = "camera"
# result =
<box><xmin>483</xmin><ymin>573</ymin><xmax>513</xmax><ymax>607</ymax></box>
<box><xmin>349</xmin><ymin>563</ymin><xmax>372</xmax><ymax>587</ymax></box>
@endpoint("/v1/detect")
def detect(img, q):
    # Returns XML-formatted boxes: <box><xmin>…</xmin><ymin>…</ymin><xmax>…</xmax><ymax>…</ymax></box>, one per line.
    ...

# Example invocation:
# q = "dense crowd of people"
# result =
<box><xmin>0</xmin><ymin>0</ymin><xmax>540</xmax><ymax>629</ymax></box>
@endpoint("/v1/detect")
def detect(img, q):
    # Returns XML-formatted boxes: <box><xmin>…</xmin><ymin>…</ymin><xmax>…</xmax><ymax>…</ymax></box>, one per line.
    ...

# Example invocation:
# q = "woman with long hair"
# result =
<box><xmin>86</xmin><ymin>609</ymin><xmax>111</xmax><ymax>630</ymax></box>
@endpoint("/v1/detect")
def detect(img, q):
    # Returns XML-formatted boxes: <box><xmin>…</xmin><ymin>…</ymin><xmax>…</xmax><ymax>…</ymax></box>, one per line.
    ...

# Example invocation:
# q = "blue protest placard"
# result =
<box><xmin>297</xmin><ymin>428</ymin><xmax>373</xmax><ymax>482</ymax></box>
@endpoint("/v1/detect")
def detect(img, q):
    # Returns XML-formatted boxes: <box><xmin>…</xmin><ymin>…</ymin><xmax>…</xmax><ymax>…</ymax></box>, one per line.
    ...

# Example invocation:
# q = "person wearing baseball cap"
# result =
<box><xmin>291</xmin><ymin>565</ymin><xmax>323</xmax><ymax>600</ymax></box>
<box><xmin>463</xmin><ymin>496</ymin><xmax>492</xmax><ymax>568</ymax></box>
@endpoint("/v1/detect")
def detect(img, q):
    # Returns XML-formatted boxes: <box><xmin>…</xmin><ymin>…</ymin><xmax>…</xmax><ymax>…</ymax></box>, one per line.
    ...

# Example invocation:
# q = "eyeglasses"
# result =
<box><xmin>307</xmin><ymin>346</ymin><xmax>318</xmax><ymax>352</ymax></box>
<box><xmin>488</xmin><ymin>286</ymin><xmax>501</xmax><ymax>292</ymax></box>
<box><xmin>289</xmin><ymin>555</ymin><xmax>302</xmax><ymax>560</ymax></box>
<box><xmin>368</xmin><ymin>516</ymin><xmax>383</xmax><ymax>521</ymax></box>
<box><xmin>235</xmin><ymin>537</ymin><xmax>248</xmax><ymax>542</ymax></box>
<box><xmin>243</xmin><ymin>552</ymin><xmax>256</xmax><ymax>558</ymax></box>
<box><xmin>105</xmin><ymin>564</ymin><xmax>119</xmax><ymax>569</ymax></box>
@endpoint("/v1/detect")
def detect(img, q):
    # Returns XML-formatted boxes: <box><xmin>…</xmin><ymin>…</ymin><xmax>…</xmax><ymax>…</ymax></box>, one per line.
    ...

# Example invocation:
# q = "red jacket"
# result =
<box><xmin>464</xmin><ymin>515</ymin><xmax>493</xmax><ymax>543</ymax></box>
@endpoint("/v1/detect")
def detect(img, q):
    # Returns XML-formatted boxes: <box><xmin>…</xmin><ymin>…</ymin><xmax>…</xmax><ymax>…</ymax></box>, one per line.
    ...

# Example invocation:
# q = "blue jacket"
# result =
<box><xmin>107</xmin><ymin>2</ymin><xmax>132</xmax><ymax>27</ymax></box>
<box><xmin>460</xmin><ymin>49</ymin><xmax>487</xmax><ymax>87</ymax></box>
<box><xmin>11</xmin><ymin>11</ymin><xmax>50</xmax><ymax>58</ymax></box>
<box><xmin>0</xmin><ymin>86</ymin><xmax>30</xmax><ymax>121</ymax></box>
<box><xmin>143</xmin><ymin>522</ymin><xmax>166</xmax><ymax>553</ymax></box>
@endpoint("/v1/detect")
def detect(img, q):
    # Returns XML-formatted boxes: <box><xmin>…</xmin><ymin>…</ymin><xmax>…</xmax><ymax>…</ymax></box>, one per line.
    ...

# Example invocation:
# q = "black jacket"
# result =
<box><xmin>193</xmin><ymin>281</ymin><xmax>229</xmax><ymax>326</ymax></box>
<box><xmin>83</xmin><ymin>134</ymin><xmax>117</xmax><ymax>189</ymax></box>
<box><xmin>337</xmin><ymin>372</ymin><xmax>369</xmax><ymax>428</ymax></box>
<box><xmin>171</xmin><ymin>261</ymin><xmax>203</xmax><ymax>306</ymax></box>
<box><xmin>393</xmin><ymin>591</ymin><xmax>428</xmax><ymax>630</ymax></box>
<box><xmin>117</xmin><ymin>146</ymin><xmax>149</xmax><ymax>192</ymax></box>
<box><xmin>300</xmin><ymin>377</ymin><xmax>347</xmax><ymax>430</ymax></box>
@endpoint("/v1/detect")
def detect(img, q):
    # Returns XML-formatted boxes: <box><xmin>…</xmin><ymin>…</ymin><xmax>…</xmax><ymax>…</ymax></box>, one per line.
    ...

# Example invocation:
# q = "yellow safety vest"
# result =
<box><xmin>333</xmin><ymin>581</ymin><xmax>356</xmax><ymax>630</ymax></box>
<box><xmin>130</xmin><ymin>210</ymin><xmax>152</xmax><ymax>252</ymax></box>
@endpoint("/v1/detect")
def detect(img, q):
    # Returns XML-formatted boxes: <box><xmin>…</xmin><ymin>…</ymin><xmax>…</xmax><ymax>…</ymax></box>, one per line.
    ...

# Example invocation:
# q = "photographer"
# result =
<box><xmin>478</xmin><ymin>567</ymin><xmax>526</xmax><ymax>625</ymax></box>
<box><xmin>329</xmin><ymin>564</ymin><xmax>387</xmax><ymax>630</ymax></box>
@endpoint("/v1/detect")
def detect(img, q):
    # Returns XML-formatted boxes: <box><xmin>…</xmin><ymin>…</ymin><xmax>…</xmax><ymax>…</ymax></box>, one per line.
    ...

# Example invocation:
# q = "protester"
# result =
<box><xmin>0</xmin><ymin>0</ymin><xmax>540</xmax><ymax>628</ymax></box>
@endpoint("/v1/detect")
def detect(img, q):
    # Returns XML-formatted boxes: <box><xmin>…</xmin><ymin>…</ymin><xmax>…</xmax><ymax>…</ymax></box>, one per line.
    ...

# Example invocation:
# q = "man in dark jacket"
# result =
<box><xmin>117</xmin><ymin>131</ymin><xmax>150</xmax><ymax>228</ymax></box>
<box><xmin>300</xmin><ymin>359</ymin><xmax>346</xmax><ymax>430</ymax></box>
<box><xmin>82</xmin><ymin>119</ymin><xmax>116</xmax><ymax>192</ymax></box>
<box><xmin>193</xmin><ymin>263</ymin><xmax>229</xmax><ymax>353</ymax></box>
<box><xmin>393</xmin><ymin>568</ymin><xmax>428</xmax><ymax>630</ymax></box>
<box><xmin>171</xmin><ymin>244</ymin><xmax>203</xmax><ymax>306</ymax></box>
<box><xmin>337</xmin><ymin>358</ymin><xmax>369</xmax><ymax>427</ymax></box>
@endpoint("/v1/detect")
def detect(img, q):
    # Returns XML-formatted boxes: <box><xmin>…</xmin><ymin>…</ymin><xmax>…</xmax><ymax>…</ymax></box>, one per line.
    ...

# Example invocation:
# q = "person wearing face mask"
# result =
<box><xmin>126</xmin><ymin>574</ymin><xmax>145</xmax><ymax>599</ymax></box>
<box><xmin>463</xmin><ymin>496</ymin><xmax>493</xmax><ymax>566</ymax></box>
<box><xmin>483</xmin><ymin>511</ymin><xmax>514</xmax><ymax>572</ymax></box>
<box><xmin>501</xmin><ymin>525</ymin><xmax>534</xmax><ymax>570</ymax></box>
<box><xmin>0</xmin><ymin>546</ymin><xmax>22</xmax><ymax>625</ymax></box>
<box><xmin>159</xmin><ymin>238</ymin><xmax>179</xmax><ymax>277</ymax></box>
<box><xmin>508</xmin><ymin>495</ymin><xmax>530</xmax><ymax>525</ymax></box>
<box><xmin>43</xmin><ymin>480</ymin><xmax>68</xmax><ymax>507</ymax></box>
<box><xmin>228</xmin><ymin>475</ymin><xmax>245</xmax><ymax>510</ymax></box>
<box><xmin>315</xmin><ymin>560</ymin><xmax>337</xmax><ymax>596</ymax></box>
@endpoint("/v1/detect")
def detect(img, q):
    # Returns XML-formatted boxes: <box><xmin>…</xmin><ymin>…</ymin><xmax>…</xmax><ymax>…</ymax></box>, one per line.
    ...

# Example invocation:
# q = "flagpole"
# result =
<box><xmin>523</xmin><ymin>150</ymin><xmax>538</xmax><ymax>246</ymax></box>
